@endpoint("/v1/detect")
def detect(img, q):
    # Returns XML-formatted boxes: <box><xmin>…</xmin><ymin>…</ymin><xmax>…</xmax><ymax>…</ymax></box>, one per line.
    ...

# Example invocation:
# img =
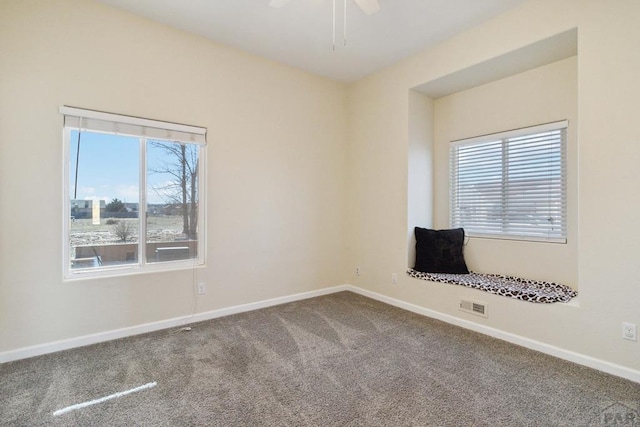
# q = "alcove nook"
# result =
<box><xmin>407</xmin><ymin>29</ymin><xmax>578</xmax><ymax>294</ymax></box>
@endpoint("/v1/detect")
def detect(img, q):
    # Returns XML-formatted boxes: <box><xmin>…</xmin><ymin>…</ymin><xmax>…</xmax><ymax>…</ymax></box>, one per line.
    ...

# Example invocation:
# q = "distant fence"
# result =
<box><xmin>103</xmin><ymin>212</ymin><xmax>138</xmax><ymax>219</ymax></box>
<box><xmin>74</xmin><ymin>240</ymin><xmax>197</xmax><ymax>266</ymax></box>
<box><xmin>71</xmin><ymin>212</ymin><xmax>138</xmax><ymax>219</ymax></box>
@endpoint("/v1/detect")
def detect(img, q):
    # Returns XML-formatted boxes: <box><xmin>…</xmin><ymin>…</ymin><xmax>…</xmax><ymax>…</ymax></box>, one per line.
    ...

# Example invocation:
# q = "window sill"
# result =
<box><xmin>64</xmin><ymin>260</ymin><xmax>205</xmax><ymax>281</ymax></box>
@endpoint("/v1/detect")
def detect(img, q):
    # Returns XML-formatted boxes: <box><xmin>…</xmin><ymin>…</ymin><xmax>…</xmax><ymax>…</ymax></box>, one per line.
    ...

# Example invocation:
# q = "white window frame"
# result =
<box><xmin>61</xmin><ymin>106</ymin><xmax>207</xmax><ymax>279</ymax></box>
<box><xmin>449</xmin><ymin>121</ymin><xmax>568</xmax><ymax>243</ymax></box>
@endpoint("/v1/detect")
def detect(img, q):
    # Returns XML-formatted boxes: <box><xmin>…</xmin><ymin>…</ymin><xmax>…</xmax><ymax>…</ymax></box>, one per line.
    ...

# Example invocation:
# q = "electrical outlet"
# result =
<box><xmin>391</xmin><ymin>273</ymin><xmax>398</xmax><ymax>284</ymax></box>
<box><xmin>622</xmin><ymin>322</ymin><xmax>637</xmax><ymax>341</ymax></box>
<box><xmin>356</xmin><ymin>267</ymin><xmax>361</xmax><ymax>276</ymax></box>
<box><xmin>197</xmin><ymin>282</ymin><xmax>206</xmax><ymax>295</ymax></box>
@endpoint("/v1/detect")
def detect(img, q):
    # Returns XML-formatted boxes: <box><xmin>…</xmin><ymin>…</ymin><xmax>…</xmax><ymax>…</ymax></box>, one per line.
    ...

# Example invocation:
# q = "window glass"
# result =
<box><xmin>146</xmin><ymin>140</ymin><xmax>199</xmax><ymax>263</ymax></box>
<box><xmin>69</xmin><ymin>131</ymin><xmax>140</xmax><ymax>269</ymax></box>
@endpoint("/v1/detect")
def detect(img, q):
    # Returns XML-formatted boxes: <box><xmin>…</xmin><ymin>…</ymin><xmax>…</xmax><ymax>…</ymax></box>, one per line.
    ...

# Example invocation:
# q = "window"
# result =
<box><xmin>450</xmin><ymin>121</ymin><xmax>567</xmax><ymax>243</ymax></box>
<box><xmin>61</xmin><ymin>106</ymin><xmax>206</xmax><ymax>278</ymax></box>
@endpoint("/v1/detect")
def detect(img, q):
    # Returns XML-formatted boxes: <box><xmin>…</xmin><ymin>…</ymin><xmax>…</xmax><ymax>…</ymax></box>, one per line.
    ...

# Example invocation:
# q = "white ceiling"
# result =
<box><xmin>96</xmin><ymin>0</ymin><xmax>529</xmax><ymax>83</ymax></box>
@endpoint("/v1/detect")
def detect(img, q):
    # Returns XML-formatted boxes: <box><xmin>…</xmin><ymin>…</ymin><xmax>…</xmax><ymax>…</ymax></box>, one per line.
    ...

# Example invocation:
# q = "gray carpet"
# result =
<box><xmin>1</xmin><ymin>291</ymin><xmax>639</xmax><ymax>426</ymax></box>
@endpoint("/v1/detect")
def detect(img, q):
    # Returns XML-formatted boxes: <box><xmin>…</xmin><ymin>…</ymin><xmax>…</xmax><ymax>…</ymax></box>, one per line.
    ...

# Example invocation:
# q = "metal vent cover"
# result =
<box><xmin>459</xmin><ymin>299</ymin><xmax>488</xmax><ymax>318</ymax></box>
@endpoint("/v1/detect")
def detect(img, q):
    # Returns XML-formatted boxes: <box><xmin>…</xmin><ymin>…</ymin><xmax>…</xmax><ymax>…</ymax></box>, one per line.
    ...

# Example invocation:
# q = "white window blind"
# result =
<box><xmin>60</xmin><ymin>106</ymin><xmax>207</xmax><ymax>145</ymax></box>
<box><xmin>450</xmin><ymin>121</ymin><xmax>567</xmax><ymax>243</ymax></box>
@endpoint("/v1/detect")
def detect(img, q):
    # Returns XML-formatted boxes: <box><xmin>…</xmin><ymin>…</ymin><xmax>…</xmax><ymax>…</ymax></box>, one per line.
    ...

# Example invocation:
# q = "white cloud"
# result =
<box><xmin>114</xmin><ymin>184</ymin><xmax>140</xmax><ymax>203</ymax></box>
<box><xmin>147</xmin><ymin>180</ymin><xmax>177</xmax><ymax>204</ymax></box>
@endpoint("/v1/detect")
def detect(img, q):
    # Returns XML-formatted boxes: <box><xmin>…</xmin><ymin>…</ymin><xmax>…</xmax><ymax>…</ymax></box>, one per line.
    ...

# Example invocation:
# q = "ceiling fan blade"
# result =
<box><xmin>269</xmin><ymin>0</ymin><xmax>293</xmax><ymax>8</ymax></box>
<box><xmin>353</xmin><ymin>0</ymin><xmax>380</xmax><ymax>15</ymax></box>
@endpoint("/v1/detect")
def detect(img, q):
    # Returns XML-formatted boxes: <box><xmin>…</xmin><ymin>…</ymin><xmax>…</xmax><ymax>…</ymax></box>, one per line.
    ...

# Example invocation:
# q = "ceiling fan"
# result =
<box><xmin>269</xmin><ymin>0</ymin><xmax>380</xmax><ymax>16</ymax></box>
<box><xmin>269</xmin><ymin>0</ymin><xmax>380</xmax><ymax>50</ymax></box>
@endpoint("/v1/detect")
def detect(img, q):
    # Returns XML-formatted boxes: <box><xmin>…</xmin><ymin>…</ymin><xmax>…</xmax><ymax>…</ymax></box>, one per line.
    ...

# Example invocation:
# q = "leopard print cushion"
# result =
<box><xmin>407</xmin><ymin>269</ymin><xmax>577</xmax><ymax>303</ymax></box>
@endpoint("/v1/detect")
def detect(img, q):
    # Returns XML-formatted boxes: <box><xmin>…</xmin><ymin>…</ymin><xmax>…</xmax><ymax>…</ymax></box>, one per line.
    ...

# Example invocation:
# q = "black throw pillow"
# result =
<box><xmin>414</xmin><ymin>227</ymin><xmax>469</xmax><ymax>274</ymax></box>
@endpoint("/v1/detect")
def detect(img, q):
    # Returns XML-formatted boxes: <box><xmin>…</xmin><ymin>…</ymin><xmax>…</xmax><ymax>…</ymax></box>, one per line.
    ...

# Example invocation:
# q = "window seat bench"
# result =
<box><xmin>406</xmin><ymin>269</ymin><xmax>577</xmax><ymax>303</ymax></box>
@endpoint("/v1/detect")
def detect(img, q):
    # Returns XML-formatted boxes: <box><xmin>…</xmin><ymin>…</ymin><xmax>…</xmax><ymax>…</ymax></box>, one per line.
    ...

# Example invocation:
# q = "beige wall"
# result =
<box><xmin>433</xmin><ymin>56</ymin><xmax>578</xmax><ymax>285</ymax></box>
<box><xmin>348</xmin><ymin>0</ymin><xmax>640</xmax><ymax>370</ymax></box>
<box><xmin>2</xmin><ymin>0</ymin><xmax>639</xmax><ymax>376</ymax></box>
<box><xmin>407</xmin><ymin>91</ymin><xmax>434</xmax><ymax>266</ymax></box>
<box><xmin>0</xmin><ymin>0</ymin><xmax>348</xmax><ymax>352</ymax></box>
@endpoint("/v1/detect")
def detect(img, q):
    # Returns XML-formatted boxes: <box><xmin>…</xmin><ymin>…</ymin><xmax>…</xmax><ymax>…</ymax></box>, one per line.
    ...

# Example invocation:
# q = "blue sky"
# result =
<box><xmin>69</xmin><ymin>131</ymin><xmax>182</xmax><ymax>205</ymax></box>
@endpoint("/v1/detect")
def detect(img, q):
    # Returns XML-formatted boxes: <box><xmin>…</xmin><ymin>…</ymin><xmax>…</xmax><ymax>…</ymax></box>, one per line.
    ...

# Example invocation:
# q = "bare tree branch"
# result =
<box><xmin>148</xmin><ymin>140</ymin><xmax>199</xmax><ymax>239</ymax></box>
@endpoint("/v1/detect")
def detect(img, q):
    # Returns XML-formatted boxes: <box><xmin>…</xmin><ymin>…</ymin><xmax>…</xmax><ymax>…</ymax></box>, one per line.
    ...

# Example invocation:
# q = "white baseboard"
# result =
<box><xmin>2</xmin><ymin>283</ymin><xmax>639</xmax><ymax>385</ymax></box>
<box><xmin>0</xmin><ymin>285</ymin><xmax>350</xmax><ymax>364</ymax></box>
<box><xmin>344</xmin><ymin>285</ymin><xmax>640</xmax><ymax>384</ymax></box>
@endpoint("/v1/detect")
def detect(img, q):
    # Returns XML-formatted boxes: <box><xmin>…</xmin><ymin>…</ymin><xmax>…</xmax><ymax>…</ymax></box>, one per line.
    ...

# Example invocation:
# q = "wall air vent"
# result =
<box><xmin>459</xmin><ymin>299</ymin><xmax>488</xmax><ymax>318</ymax></box>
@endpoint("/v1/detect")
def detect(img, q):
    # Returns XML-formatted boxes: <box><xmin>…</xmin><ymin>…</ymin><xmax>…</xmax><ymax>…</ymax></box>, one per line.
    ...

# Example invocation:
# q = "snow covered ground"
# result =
<box><xmin>69</xmin><ymin>216</ymin><xmax>186</xmax><ymax>248</ymax></box>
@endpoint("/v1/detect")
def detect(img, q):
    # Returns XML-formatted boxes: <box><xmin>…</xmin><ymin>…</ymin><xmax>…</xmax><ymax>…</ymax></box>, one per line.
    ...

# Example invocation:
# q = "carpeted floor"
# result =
<box><xmin>1</xmin><ymin>291</ymin><xmax>639</xmax><ymax>426</ymax></box>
